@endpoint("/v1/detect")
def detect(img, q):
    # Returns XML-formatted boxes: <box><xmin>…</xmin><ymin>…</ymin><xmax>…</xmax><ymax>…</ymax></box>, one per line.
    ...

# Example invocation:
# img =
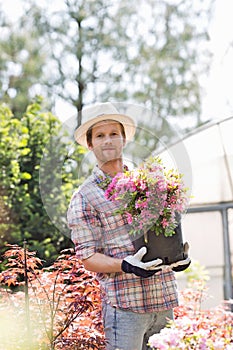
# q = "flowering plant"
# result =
<box><xmin>105</xmin><ymin>156</ymin><xmax>189</xmax><ymax>238</ymax></box>
<box><xmin>148</xmin><ymin>279</ymin><xmax>233</xmax><ymax>349</ymax></box>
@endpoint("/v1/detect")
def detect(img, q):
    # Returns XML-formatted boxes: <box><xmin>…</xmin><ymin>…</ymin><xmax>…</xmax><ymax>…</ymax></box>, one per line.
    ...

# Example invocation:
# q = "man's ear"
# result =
<box><xmin>87</xmin><ymin>143</ymin><xmax>93</xmax><ymax>151</ymax></box>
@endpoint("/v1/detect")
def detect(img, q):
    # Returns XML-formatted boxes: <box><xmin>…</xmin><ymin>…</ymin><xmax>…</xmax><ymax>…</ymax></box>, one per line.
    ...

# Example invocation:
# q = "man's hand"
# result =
<box><xmin>171</xmin><ymin>242</ymin><xmax>191</xmax><ymax>271</ymax></box>
<box><xmin>121</xmin><ymin>247</ymin><xmax>163</xmax><ymax>278</ymax></box>
<box><xmin>158</xmin><ymin>242</ymin><xmax>191</xmax><ymax>272</ymax></box>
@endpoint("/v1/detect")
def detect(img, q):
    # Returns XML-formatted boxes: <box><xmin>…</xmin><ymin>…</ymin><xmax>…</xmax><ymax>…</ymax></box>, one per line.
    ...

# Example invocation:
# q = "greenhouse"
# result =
<box><xmin>158</xmin><ymin>116</ymin><xmax>233</xmax><ymax>307</ymax></box>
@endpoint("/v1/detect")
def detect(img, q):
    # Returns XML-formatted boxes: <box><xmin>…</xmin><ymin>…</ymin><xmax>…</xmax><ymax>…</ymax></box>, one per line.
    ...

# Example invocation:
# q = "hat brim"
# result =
<box><xmin>74</xmin><ymin>114</ymin><xmax>136</xmax><ymax>148</ymax></box>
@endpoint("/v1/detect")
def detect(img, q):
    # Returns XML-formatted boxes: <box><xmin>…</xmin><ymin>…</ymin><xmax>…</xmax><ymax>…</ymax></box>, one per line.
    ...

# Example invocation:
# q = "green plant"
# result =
<box><xmin>0</xmin><ymin>100</ymin><xmax>83</xmax><ymax>265</ymax></box>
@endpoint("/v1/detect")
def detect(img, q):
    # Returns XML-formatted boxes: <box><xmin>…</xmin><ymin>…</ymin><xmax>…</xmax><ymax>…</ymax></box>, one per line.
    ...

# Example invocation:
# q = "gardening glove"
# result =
<box><xmin>121</xmin><ymin>247</ymin><xmax>163</xmax><ymax>278</ymax></box>
<box><xmin>158</xmin><ymin>242</ymin><xmax>191</xmax><ymax>272</ymax></box>
<box><xmin>171</xmin><ymin>242</ymin><xmax>191</xmax><ymax>272</ymax></box>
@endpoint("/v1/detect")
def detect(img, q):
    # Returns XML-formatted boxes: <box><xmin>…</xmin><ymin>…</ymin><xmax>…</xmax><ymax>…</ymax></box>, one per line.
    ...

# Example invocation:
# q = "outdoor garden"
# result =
<box><xmin>0</xmin><ymin>0</ymin><xmax>233</xmax><ymax>348</ymax></box>
<box><xmin>0</xmin><ymin>89</ymin><xmax>232</xmax><ymax>350</ymax></box>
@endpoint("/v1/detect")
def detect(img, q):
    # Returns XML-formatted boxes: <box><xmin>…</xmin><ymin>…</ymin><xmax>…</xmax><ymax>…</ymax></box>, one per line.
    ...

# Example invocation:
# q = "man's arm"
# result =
<box><xmin>83</xmin><ymin>252</ymin><xmax>122</xmax><ymax>273</ymax></box>
<box><xmin>82</xmin><ymin>248</ymin><xmax>163</xmax><ymax>278</ymax></box>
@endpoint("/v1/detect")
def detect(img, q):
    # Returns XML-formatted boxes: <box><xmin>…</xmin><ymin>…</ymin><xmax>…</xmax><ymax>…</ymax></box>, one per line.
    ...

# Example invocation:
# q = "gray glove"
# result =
<box><xmin>121</xmin><ymin>247</ymin><xmax>163</xmax><ymax>278</ymax></box>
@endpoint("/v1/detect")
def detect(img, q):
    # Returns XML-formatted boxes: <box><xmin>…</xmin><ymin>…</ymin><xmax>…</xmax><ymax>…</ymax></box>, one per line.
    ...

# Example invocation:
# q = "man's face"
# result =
<box><xmin>88</xmin><ymin>120</ymin><xmax>125</xmax><ymax>164</ymax></box>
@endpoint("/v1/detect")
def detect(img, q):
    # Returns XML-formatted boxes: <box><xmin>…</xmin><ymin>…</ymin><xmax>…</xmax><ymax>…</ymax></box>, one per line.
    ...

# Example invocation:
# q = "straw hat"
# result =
<box><xmin>74</xmin><ymin>102</ymin><xmax>136</xmax><ymax>148</ymax></box>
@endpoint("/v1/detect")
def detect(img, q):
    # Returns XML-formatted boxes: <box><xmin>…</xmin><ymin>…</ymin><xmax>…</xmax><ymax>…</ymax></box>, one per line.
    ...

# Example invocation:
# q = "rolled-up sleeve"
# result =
<box><xmin>67</xmin><ymin>191</ymin><xmax>103</xmax><ymax>260</ymax></box>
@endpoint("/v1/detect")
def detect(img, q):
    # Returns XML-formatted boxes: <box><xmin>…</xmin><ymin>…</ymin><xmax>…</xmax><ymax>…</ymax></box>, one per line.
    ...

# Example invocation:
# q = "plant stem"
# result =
<box><xmin>23</xmin><ymin>240</ymin><xmax>31</xmax><ymax>348</ymax></box>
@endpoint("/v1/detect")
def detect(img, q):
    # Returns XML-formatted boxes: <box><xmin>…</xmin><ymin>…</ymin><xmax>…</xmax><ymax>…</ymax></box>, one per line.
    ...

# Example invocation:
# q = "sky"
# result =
<box><xmin>1</xmin><ymin>0</ymin><xmax>233</xmax><ymax>123</ymax></box>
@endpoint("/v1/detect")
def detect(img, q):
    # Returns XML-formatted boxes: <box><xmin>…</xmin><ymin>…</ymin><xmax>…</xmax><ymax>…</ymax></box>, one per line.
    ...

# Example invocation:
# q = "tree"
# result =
<box><xmin>24</xmin><ymin>0</ymin><xmax>123</xmax><ymax>127</ymax></box>
<box><xmin>20</xmin><ymin>0</ymin><xmax>213</xmax><ymax>131</ymax></box>
<box><xmin>101</xmin><ymin>0</ymin><xmax>213</xmax><ymax>131</ymax></box>
<box><xmin>0</xmin><ymin>5</ymin><xmax>47</xmax><ymax>118</ymax></box>
<box><xmin>0</xmin><ymin>99</ymin><xmax>83</xmax><ymax>264</ymax></box>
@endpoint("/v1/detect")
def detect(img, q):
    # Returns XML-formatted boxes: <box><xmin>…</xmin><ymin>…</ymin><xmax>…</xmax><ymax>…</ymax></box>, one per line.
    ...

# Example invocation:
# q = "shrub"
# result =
<box><xmin>0</xmin><ymin>244</ymin><xmax>105</xmax><ymax>349</ymax></box>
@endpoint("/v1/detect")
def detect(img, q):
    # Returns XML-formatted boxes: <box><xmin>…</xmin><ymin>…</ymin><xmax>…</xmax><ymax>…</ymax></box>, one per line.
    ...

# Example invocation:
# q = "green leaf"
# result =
<box><xmin>20</xmin><ymin>172</ymin><xmax>32</xmax><ymax>180</ymax></box>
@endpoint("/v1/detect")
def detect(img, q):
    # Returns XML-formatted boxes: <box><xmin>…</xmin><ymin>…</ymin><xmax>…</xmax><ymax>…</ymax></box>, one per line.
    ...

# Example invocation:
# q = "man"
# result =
<box><xmin>67</xmin><ymin>102</ymin><xmax>190</xmax><ymax>350</ymax></box>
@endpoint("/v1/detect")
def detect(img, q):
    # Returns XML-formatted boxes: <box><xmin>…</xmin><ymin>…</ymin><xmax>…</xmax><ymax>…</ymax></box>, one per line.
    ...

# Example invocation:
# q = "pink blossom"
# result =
<box><xmin>161</xmin><ymin>217</ymin><xmax>169</xmax><ymax>228</ymax></box>
<box><xmin>104</xmin><ymin>156</ymin><xmax>190</xmax><ymax>237</ymax></box>
<box><xmin>148</xmin><ymin>282</ymin><xmax>233</xmax><ymax>350</ymax></box>
<box><xmin>125</xmin><ymin>212</ymin><xmax>133</xmax><ymax>224</ymax></box>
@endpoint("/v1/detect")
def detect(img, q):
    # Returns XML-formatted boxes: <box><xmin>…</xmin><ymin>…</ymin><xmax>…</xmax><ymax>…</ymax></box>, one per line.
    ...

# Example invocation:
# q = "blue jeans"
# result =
<box><xmin>102</xmin><ymin>303</ymin><xmax>173</xmax><ymax>350</ymax></box>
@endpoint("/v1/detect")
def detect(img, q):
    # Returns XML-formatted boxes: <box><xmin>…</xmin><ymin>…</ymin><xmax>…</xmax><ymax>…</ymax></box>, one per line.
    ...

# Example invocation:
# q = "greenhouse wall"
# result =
<box><xmin>177</xmin><ymin>210</ymin><xmax>232</xmax><ymax>309</ymax></box>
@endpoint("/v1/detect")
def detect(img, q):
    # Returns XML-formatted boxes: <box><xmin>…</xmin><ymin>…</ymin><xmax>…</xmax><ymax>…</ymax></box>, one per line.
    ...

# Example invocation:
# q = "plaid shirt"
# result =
<box><xmin>67</xmin><ymin>166</ymin><xmax>178</xmax><ymax>313</ymax></box>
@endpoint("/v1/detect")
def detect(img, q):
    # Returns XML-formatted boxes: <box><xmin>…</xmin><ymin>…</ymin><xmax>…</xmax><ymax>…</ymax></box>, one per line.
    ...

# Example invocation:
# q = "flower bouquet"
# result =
<box><xmin>105</xmin><ymin>156</ymin><xmax>190</xmax><ymax>263</ymax></box>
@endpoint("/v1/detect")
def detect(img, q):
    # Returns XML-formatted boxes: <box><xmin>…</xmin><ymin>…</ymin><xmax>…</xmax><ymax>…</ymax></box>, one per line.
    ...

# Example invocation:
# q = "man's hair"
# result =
<box><xmin>86</xmin><ymin>120</ymin><xmax>126</xmax><ymax>147</ymax></box>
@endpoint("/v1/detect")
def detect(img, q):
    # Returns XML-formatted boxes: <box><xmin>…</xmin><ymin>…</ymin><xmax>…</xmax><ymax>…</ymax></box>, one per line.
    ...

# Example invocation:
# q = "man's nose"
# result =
<box><xmin>104</xmin><ymin>135</ymin><xmax>112</xmax><ymax>143</ymax></box>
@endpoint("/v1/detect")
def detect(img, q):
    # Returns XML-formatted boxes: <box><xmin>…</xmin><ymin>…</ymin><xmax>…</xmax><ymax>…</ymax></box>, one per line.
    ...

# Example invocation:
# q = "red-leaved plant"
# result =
<box><xmin>0</xmin><ymin>244</ymin><xmax>105</xmax><ymax>350</ymax></box>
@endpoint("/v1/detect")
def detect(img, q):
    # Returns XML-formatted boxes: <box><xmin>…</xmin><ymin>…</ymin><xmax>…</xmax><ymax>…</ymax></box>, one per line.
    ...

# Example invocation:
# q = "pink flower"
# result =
<box><xmin>161</xmin><ymin>217</ymin><xmax>169</xmax><ymax>228</ymax></box>
<box><xmin>125</xmin><ymin>212</ymin><xmax>133</xmax><ymax>224</ymax></box>
<box><xmin>104</xmin><ymin>156</ymin><xmax>190</xmax><ymax>237</ymax></box>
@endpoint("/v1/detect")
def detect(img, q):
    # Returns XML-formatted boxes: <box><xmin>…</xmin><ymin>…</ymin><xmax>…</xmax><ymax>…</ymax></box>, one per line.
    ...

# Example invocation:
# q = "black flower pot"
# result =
<box><xmin>132</xmin><ymin>222</ymin><xmax>185</xmax><ymax>264</ymax></box>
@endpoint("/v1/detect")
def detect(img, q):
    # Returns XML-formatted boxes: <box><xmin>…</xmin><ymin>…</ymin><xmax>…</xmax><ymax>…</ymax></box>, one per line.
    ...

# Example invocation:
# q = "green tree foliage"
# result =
<box><xmin>24</xmin><ymin>0</ymin><xmax>127</xmax><ymax>127</ymax></box>
<box><xmin>108</xmin><ymin>0</ymin><xmax>212</xmax><ymax>119</ymax></box>
<box><xmin>0</xmin><ymin>100</ymin><xmax>83</xmax><ymax>264</ymax></box>
<box><xmin>7</xmin><ymin>0</ymin><xmax>213</xmax><ymax>131</ymax></box>
<box><xmin>0</xmin><ymin>7</ymin><xmax>47</xmax><ymax>118</ymax></box>
<box><xmin>101</xmin><ymin>0</ymin><xmax>213</xmax><ymax>151</ymax></box>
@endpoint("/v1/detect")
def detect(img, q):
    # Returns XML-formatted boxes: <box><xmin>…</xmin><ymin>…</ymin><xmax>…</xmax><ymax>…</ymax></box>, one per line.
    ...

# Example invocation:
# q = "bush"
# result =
<box><xmin>0</xmin><ymin>244</ymin><xmax>105</xmax><ymax>349</ymax></box>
